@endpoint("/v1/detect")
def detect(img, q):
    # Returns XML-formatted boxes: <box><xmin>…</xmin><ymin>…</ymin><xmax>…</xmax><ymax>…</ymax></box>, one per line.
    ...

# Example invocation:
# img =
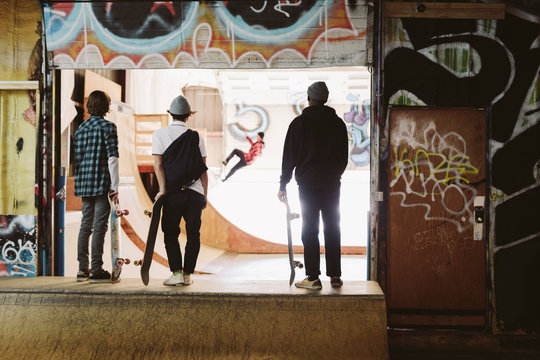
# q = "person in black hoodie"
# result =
<box><xmin>278</xmin><ymin>81</ymin><xmax>348</xmax><ymax>290</ymax></box>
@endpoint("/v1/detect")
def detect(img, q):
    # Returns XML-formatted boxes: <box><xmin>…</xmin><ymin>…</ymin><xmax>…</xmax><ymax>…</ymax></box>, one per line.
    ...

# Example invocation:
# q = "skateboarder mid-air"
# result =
<box><xmin>74</xmin><ymin>90</ymin><xmax>119</xmax><ymax>283</ymax></box>
<box><xmin>278</xmin><ymin>81</ymin><xmax>348</xmax><ymax>290</ymax></box>
<box><xmin>221</xmin><ymin>131</ymin><xmax>265</xmax><ymax>181</ymax></box>
<box><xmin>152</xmin><ymin>94</ymin><xmax>208</xmax><ymax>286</ymax></box>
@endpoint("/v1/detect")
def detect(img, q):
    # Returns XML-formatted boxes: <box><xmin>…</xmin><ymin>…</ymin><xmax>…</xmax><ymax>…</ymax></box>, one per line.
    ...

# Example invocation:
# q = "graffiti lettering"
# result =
<box><xmin>1</xmin><ymin>239</ymin><xmax>36</xmax><ymax>265</ymax></box>
<box><xmin>390</xmin><ymin>121</ymin><xmax>479</xmax><ymax>232</ymax></box>
<box><xmin>228</xmin><ymin>101</ymin><xmax>269</xmax><ymax>141</ymax></box>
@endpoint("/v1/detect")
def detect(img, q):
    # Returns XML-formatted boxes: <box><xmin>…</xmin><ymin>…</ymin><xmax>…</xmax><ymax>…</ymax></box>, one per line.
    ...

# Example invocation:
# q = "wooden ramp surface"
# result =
<box><xmin>0</xmin><ymin>277</ymin><xmax>388</xmax><ymax>360</ymax></box>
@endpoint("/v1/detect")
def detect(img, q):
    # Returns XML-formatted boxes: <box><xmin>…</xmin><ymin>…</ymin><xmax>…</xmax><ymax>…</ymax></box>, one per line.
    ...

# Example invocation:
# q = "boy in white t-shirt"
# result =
<box><xmin>152</xmin><ymin>95</ymin><xmax>208</xmax><ymax>286</ymax></box>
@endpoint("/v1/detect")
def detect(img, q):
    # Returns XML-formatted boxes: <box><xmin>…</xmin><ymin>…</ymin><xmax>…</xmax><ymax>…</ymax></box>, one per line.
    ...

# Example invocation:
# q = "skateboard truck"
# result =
<box><xmin>115</xmin><ymin>209</ymin><xmax>129</xmax><ymax>217</ymax></box>
<box><xmin>116</xmin><ymin>258</ymin><xmax>131</xmax><ymax>267</ymax></box>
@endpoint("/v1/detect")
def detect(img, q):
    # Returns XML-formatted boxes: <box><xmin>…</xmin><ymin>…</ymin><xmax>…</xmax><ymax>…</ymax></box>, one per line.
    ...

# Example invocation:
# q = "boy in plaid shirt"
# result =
<box><xmin>73</xmin><ymin>90</ymin><xmax>119</xmax><ymax>283</ymax></box>
<box><xmin>221</xmin><ymin>132</ymin><xmax>265</xmax><ymax>181</ymax></box>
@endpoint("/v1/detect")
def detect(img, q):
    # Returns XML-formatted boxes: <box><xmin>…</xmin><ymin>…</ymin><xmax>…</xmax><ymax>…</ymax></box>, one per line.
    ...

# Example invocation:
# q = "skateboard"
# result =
<box><xmin>108</xmin><ymin>194</ymin><xmax>129</xmax><ymax>283</ymax></box>
<box><xmin>140</xmin><ymin>195</ymin><xmax>165</xmax><ymax>286</ymax></box>
<box><xmin>283</xmin><ymin>200</ymin><xmax>303</xmax><ymax>286</ymax></box>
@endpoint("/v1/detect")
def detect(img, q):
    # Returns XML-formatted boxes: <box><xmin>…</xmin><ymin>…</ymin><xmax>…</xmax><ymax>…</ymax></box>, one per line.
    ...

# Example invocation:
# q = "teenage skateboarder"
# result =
<box><xmin>152</xmin><ymin>94</ymin><xmax>208</xmax><ymax>286</ymax></box>
<box><xmin>277</xmin><ymin>81</ymin><xmax>348</xmax><ymax>290</ymax></box>
<box><xmin>74</xmin><ymin>90</ymin><xmax>119</xmax><ymax>283</ymax></box>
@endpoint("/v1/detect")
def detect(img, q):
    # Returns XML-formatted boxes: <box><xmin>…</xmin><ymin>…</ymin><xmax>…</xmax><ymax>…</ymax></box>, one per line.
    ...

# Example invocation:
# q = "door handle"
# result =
<box><xmin>473</xmin><ymin>196</ymin><xmax>485</xmax><ymax>241</ymax></box>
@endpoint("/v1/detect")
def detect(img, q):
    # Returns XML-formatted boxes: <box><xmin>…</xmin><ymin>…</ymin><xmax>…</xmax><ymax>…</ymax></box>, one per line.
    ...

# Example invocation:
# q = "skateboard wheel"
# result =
<box><xmin>123</xmin><ymin>209</ymin><xmax>129</xmax><ymax>215</ymax></box>
<box><xmin>124</xmin><ymin>258</ymin><xmax>131</xmax><ymax>265</ymax></box>
<box><xmin>144</xmin><ymin>210</ymin><xmax>151</xmax><ymax>217</ymax></box>
<box><xmin>134</xmin><ymin>260</ymin><xmax>142</xmax><ymax>266</ymax></box>
<box><xmin>115</xmin><ymin>209</ymin><xmax>123</xmax><ymax>216</ymax></box>
<box><xmin>116</xmin><ymin>259</ymin><xmax>124</xmax><ymax>266</ymax></box>
<box><xmin>298</xmin><ymin>263</ymin><xmax>304</xmax><ymax>269</ymax></box>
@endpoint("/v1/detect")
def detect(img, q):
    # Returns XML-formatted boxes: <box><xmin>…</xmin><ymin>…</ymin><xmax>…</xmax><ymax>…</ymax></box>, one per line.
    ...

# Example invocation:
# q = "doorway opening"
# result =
<box><xmin>58</xmin><ymin>66</ymin><xmax>371</xmax><ymax>282</ymax></box>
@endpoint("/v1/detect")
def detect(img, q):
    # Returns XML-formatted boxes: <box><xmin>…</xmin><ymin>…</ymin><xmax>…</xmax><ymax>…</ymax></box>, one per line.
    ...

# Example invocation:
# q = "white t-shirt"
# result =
<box><xmin>152</xmin><ymin>121</ymin><xmax>207</xmax><ymax>196</ymax></box>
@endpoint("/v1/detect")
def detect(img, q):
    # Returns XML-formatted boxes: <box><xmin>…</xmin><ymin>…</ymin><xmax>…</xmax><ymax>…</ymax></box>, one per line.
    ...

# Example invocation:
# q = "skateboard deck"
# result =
<box><xmin>141</xmin><ymin>195</ymin><xmax>165</xmax><ymax>286</ymax></box>
<box><xmin>108</xmin><ymin>194</ymin><xmax>129</xmax><ymax>283</ymax></box>
<box><xmin>284</xmin><ymin>200</ymin><xmax>303</xmax><ymax>286</ymax></box>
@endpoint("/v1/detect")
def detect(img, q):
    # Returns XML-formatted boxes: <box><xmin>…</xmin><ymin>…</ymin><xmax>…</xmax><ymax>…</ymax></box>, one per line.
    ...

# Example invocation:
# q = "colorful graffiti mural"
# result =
<box><xmin>43</xmin><ymin>1</ymin><xmax>367</xmax><ymax>69</ymax></box>
<box><xmin>0</xmin><ymin>0</ymin><xmax>41</xmax><ymax>277</ymax></box>
<box><xmin>0</xmin><ymin>215</ymin><xmax>37</xmax><ymax>277</ymax></box>
<box><xmin>344</xmin><ymin>94</ymin><xmax>370</xmax><ymax>167</ymax></box>
<box><xmin>384</xmin><ymin>10</ymin><xmax>540</xmax><ymax>332</ymax></box>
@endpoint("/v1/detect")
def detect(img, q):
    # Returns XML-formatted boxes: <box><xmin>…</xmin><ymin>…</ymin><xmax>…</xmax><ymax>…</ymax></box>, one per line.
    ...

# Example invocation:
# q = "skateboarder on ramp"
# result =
<box><xmin>144</xmin><ymin>94</ymin><xmax>208</xmax><ymax>286</ymax></box>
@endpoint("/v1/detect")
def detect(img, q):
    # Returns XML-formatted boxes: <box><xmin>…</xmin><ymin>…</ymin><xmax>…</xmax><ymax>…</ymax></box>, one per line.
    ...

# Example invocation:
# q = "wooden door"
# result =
<box><xmin>387</xmin><ymin>107</ymin><xmax>487</xmax><ymax>327</ymax></box>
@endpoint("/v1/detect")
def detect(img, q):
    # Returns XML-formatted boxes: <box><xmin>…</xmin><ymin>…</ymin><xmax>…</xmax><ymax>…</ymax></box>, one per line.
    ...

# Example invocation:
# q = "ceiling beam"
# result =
<box><xmin>383</xmin><ymin>1</ymin><xmax>506</xmax><ymax>19</ymax></box>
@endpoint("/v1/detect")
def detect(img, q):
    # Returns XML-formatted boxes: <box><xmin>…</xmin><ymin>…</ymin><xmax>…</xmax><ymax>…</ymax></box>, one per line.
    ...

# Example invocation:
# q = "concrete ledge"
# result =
<box><xmin>0</xmin><ymin>277</ymin><xmax>388</xmax><ymax>359</ymax></box>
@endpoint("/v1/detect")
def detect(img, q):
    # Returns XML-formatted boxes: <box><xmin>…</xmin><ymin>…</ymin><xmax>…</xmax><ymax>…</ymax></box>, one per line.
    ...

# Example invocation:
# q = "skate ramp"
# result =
<box><xmin>111</xmin><ymin>103</ymin><xmax>364</xmax><ymax>255</ymax></box>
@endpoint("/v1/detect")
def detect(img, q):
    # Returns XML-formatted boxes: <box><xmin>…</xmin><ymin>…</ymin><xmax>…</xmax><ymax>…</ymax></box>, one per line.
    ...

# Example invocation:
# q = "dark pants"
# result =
<box><xmin>161</xmin><ymin>189</ymin><xmax>205</xmax><ymax>274</ymax></box>
<box><xmin>223</xmin><ymin>149</ymin><xmax>247</xmax><ymax>181</ymax></box>
<box><xmin>299</xmin><ymin>185</ymin><xmax>342</xmax><ymax>278</ymax></box>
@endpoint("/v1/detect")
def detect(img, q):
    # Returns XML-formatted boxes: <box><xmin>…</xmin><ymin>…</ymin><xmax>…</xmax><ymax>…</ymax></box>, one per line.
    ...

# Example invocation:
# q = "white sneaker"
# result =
<box><xmin>182</xmin><ymin>273</ymin><xmax>193</xmax><ymax>285</ymax></box>
<box><xmin>295</xmin><ymin>277</ymin><xmax>322</xmax><ymax>290</ymax></box>
<box><xmin>163</xmin><ymin>273</ymin><xmax>183</xmax><ymax>286</ymax></box>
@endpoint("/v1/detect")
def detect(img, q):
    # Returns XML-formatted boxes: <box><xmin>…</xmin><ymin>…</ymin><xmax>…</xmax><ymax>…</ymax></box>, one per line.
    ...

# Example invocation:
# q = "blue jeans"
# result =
<box><xmin>77</xmin><ymin>195</ymin><xmax>110</xmax><ymax>273</ymax></box>
<box><xmin>299</xmin><ymin>185</ymin><xmax>342</xmax><ymax>278</ymax></box>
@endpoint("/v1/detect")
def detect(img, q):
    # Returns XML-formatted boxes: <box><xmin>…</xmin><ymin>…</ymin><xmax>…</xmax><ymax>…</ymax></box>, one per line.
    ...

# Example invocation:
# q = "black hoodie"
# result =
<box><xmin>279</xmin><ymin>105</ymin><xmax>348</xmax><ymax>191</ymax></box>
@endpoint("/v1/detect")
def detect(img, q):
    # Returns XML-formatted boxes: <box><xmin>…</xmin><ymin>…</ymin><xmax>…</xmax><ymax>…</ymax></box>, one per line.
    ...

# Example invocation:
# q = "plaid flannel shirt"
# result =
<box><xmin>74</xmin><ymin>116</ymin><xmax>119</xmax><ymax>197</ymax></box>
<box><xmin>243</xmin><ymin>136</ymin><xmax>264</xmax><ymax>165</ymax></box>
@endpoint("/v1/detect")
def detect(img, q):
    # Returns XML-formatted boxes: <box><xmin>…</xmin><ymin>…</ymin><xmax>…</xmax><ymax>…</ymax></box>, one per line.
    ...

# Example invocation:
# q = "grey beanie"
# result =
<box><xmin>168</xmin><ymin>95</ymin><xmax>191</xmax><ymax>115</ymax></box>
<box><xmin>307</xmin><ymin>81</ymin><xmax>329</xmax><ymax>102</ymax></box>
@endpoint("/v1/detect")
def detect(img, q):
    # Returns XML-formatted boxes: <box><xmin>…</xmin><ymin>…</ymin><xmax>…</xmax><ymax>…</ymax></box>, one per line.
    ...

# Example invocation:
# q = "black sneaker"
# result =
<box><xmin>76</xmin><ymin>270</ymin><xmax>89</xmax><ymax>282</ymax></box>
<box><xmin>330</xmin><ymin>276</ymin><xmax>343</xmax><ymax>288</ymax></box>
<box><xmin>89</xmin><ymin>269</ymin><xmax>111</xmax><ymax>283</ymax></box>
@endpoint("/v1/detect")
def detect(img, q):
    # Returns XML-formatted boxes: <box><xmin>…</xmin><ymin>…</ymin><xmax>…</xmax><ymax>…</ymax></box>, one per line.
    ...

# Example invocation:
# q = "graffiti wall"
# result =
<box><xmin>43</xmin><ymin>0</ymin><xmax>368</xmax><ymax>69</ymax></box>
<box><xmin>0</xmin><ymin>215</ymin><xmax>37</xmax><ymax>277</ymax></box>
<box><xmin>0</xmin><ymin>0</ymin><xmax>41</xmax><ymax>276</ymax></box>
<box><xmin>384</xmin><ymin>7</ymin><xmax>540</xmax><ymax>332</ymax></box>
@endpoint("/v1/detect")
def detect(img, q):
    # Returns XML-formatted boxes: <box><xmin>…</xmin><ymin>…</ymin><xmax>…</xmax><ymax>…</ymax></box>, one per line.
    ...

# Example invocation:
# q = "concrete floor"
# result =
<box><xmin>198</xmin><ymin>253</ymin><xmax>367</xmax><ymax>283</ymax></box>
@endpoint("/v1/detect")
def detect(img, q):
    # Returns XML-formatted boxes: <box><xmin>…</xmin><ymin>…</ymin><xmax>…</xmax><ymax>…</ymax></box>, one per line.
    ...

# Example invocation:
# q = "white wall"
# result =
<box><xmin>126</xmin><ymin>67</ymin><xmax>371</xmax><ymax>169</ymax></box>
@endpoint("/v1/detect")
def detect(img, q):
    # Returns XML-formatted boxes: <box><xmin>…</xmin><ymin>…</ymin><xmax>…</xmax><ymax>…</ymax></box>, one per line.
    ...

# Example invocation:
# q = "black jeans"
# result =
<box><xmin>223</xmin><ymin>149</ymin><xmax>247</xmax><ymax>181</ymax></box>
<box><xmin>161</xmin><ymin>189</ymin><xmax>205</xmax><ymax>274</ymax></box>
<box><xmin>298</xmin><ymin>185</ymin><xmax>342</xmax><ymax>278</ymax></box>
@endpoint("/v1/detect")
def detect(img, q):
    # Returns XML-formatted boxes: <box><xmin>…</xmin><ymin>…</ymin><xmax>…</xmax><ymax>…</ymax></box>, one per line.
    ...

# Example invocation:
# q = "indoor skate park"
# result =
<box><xmin>1</xmin><ymin>1</ymin><xmax>539</xmax><ymax>359</ymax></box>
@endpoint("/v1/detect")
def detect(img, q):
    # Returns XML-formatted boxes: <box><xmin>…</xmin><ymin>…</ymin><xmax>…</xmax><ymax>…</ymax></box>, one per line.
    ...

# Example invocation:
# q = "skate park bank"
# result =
<box><xmin>0</xmin><ymin>277</ymin><xmax>388</xmax><ymax>360</ymax></box>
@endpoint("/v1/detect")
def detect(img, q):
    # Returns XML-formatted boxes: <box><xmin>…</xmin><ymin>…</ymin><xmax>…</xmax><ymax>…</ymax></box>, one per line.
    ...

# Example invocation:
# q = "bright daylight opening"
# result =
<box><xmin>61</xmin><ymin>66</ymin><xmax>371</xmax><ymax>281</ymax></box>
